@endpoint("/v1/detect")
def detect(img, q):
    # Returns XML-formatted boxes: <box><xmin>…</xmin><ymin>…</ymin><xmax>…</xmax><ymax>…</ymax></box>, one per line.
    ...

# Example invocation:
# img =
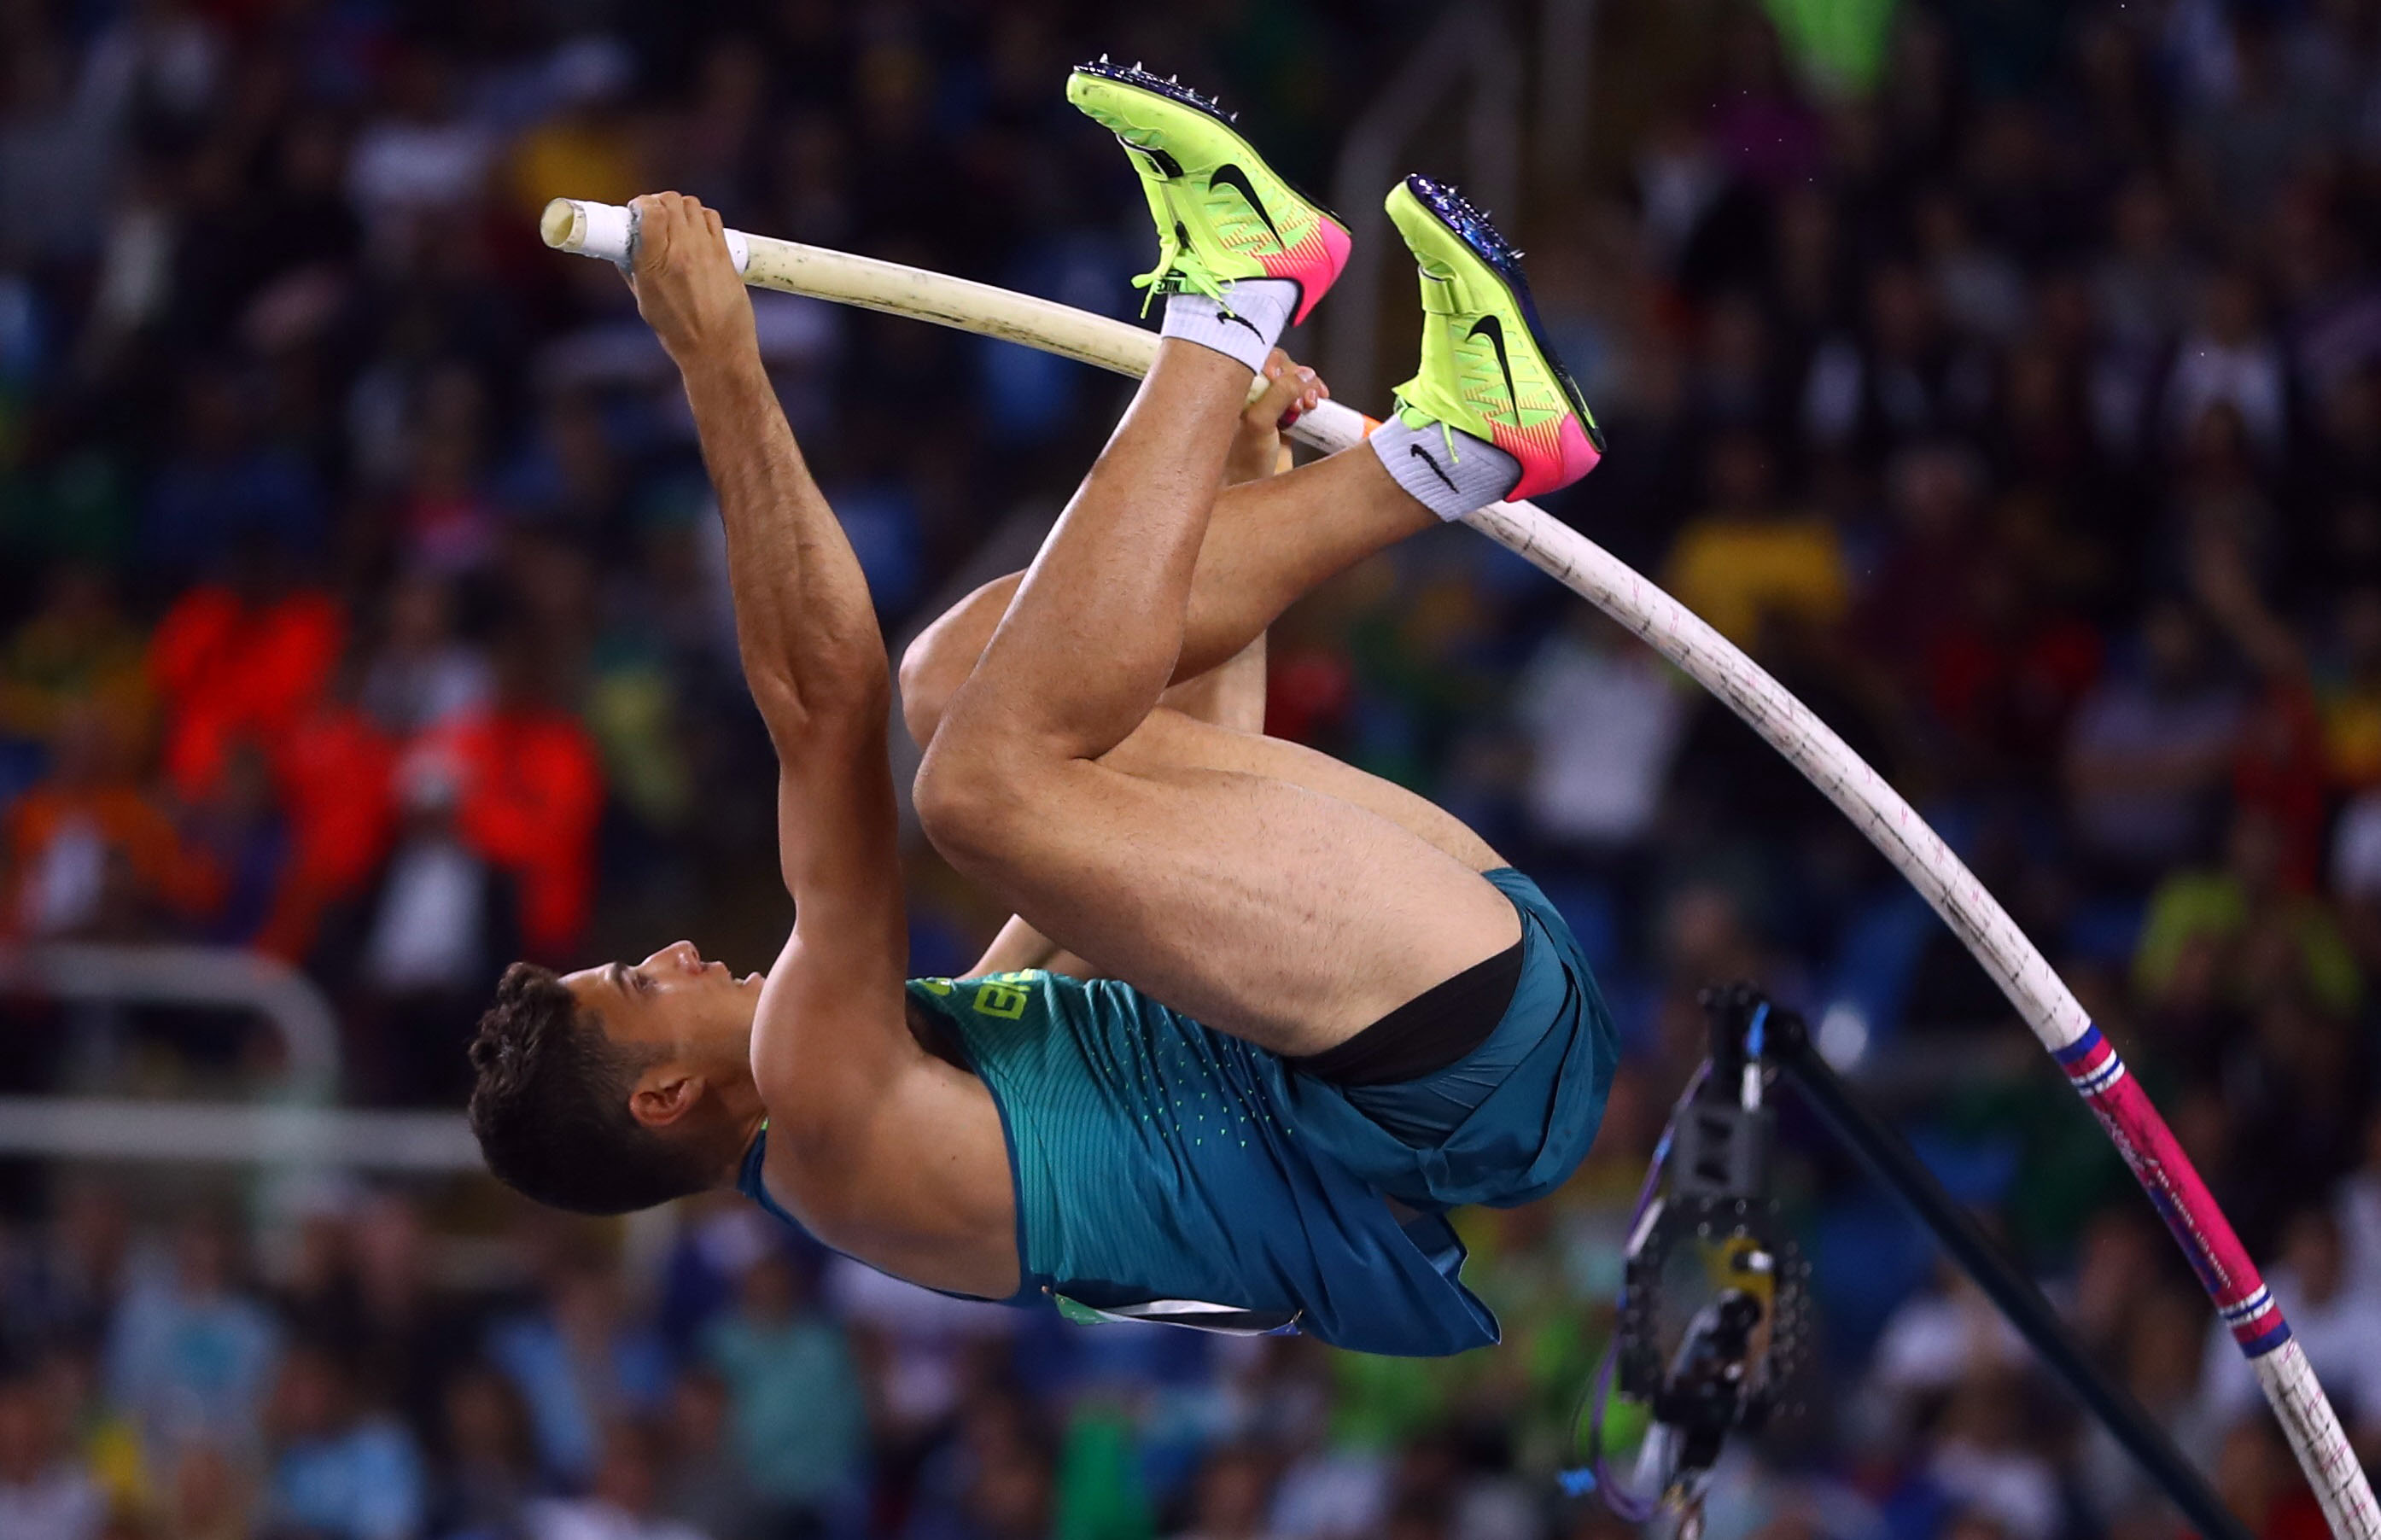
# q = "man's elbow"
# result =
<box><xmin>748</xmin><ymin>662</ymin><xmax>891</xmax><ymax>743</ymax></box>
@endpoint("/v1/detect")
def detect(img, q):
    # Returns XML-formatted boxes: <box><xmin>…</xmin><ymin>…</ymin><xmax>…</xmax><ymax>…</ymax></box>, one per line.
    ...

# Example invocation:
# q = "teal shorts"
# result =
<box><xmin>1269</xmin><ymin>867</ymin><xmax>1620</xmax><ymax>1210</ymax></box>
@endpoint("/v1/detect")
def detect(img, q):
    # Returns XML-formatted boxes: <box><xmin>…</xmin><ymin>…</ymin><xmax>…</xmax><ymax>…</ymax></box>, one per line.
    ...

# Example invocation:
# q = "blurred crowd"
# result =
<box><xmin>15</xmin><ymin>0</ymin><xmax>2381</xmax><ymax>1536</ymax></box>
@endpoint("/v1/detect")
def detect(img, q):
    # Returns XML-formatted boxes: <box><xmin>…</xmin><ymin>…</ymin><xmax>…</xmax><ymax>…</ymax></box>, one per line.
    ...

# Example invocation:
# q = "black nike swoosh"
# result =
<box><xmin>1467</xmin><ymin>313</ymin><xmax>1520</xmax><ymax>411</ymax></box>
<box><xmin>1408</xmin><ymin>443</ymin><xmax>1459</xmax><ymax>494</ymax></box>
<box><xmin>1209</xmin><ymin>164</ymin><xmax>1283</xmax><ymax>246</ymax></box>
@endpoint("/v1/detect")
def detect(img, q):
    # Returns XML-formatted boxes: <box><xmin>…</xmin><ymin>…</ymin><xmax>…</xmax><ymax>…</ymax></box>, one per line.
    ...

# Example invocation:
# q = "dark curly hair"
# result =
<box><xmin>467</xmin><ymin>962</ymin><xmax>722</xmax><ymax>1215</ymax></box>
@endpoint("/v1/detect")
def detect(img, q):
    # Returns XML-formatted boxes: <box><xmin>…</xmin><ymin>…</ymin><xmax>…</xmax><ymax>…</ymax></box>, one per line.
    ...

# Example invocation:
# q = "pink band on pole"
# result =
<box><xmin>2055</xmin><ymin>1024</ymin><xmax>2286</xmax><ymax>1356</ymax></box>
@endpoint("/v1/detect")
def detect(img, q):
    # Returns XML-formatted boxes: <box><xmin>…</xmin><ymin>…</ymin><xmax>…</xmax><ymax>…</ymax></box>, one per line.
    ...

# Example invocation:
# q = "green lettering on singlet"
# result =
<box><xmin>962</xmin><ymin>970</ymin><xmax>1046</xmax><ymax>1022</ymax></box>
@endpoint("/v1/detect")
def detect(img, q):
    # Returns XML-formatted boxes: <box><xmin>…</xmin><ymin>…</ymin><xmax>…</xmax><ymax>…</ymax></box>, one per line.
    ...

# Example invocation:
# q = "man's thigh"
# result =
<box><xmin>944</xmin><ymin>710</ymin><xmax>1521</xmax><ymax>1057</ymax></box>
<box><xmin>1105</xmin><ymin>708</ymin><xmax>1507</xmax><ymax>872</ymax></box>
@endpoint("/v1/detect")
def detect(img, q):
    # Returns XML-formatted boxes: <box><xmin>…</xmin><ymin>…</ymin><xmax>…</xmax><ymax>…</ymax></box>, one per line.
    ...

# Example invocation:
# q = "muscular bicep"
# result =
<box><xmin>754</xmin><ymin>691</ymin><xmax>912</xmax><ymax>1114</ymax></box>
<box><xmin>750</xmin><ymin>690</ymin><xmax>1019</xmax><ymax>1299</ymax></box>
<box><xmin>767</xmin><ymin>683</ymin><xmax>905</xmax><ymax>948</ymax></box>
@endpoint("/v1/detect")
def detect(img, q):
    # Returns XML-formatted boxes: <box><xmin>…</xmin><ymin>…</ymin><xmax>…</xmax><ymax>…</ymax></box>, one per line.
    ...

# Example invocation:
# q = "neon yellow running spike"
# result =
<box><xmin>1386</xmin><ymin>174</ymin><xmax>1603</xmax><ymax>499</ymax></box>
<box><xmin>1066</xmin><ymin>60</ymin><xmax>1350</xmax><ymax>324</ymax></box>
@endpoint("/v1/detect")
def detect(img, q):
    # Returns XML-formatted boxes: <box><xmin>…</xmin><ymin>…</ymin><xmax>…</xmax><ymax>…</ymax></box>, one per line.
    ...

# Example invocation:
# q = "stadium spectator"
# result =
<box><xmin>140</xmin><ymin>371</ymin><xmax>328</xmax><ymax>573</ymax></box>
<box><xmin>2</xmin><ymin>1185</ymin><xmax>130</xmax><ymax>1364</ymax></box>
<box><xmin>699</xmin><ymin>1249</ymin><xmax>865</xmax><ymax>1537</ymax></box>
<box><xmin>321</xmin><ymin>744</ymin><xmax>521</xmax><ymax>1105</ymax></box>
<box><xmin>1166</xmin><ymin>1444</ymin><xmax>1281</xmax><ymax>1540</ymax></box>
<box><xmin>1512</xmin><ymin>608</ymin><xmax>1687</xmax><ymax>863</ymax></box>
<box><xmin>1920</xmin><ymin>1372</ymin><xmax>2063</xmax><ymax>1540</ymax></box>
<box><xmin>2165</xmin><ymin>277</ymin><xmax>2289</xmax><ymax>457</ymax></box>
<box><xmin>2335</xmin><ymin>1108</ymin><xmax>2381</xmax><ymax>1299</ymax></box>
<box><xmin>389</xmin><ymin>366</ymin><xmax>501</xmax><ymax>577</ymax></box>
<box><xmin>432</xmin><ymin>635</ymin><xmax>603</xmax><ymax>964</ymax></box>
<box><xmin>820</xmin><ymin>1254</ymin><xmax>1017</xmax><ymax>1485</ymax></box>
<box><xmin>0</xmin><ymin>1366</ymin><xmax>104</xmax><ymax>1540</ymax></box>
<box><xmin>105</xmin><ymin>1213</ymin><xmax>280</xmax><ymax>1456</ymax></box>
<box><xmin>178</xmin><ymin>738</ymin><xmax>292</xmax><ymax>947</ymax></box>
<box><xmin>346</xmin><ymin>46</ymin><xmax>497</xmax><ymax>260</ymax></box>
<box><xmin>501</xmin><ymin>43</ymin><xmax>640</xmax><ymax>225</ymax></box>
<box><xmin>160</xmin><ymin>1439</ymin><xmax>255</xmax><ymax>1540</ymax></box>
<box><xmin>655</xmin><ymin>1369</ymin><xmax>762</xmax><ymax>1540</ymax></box>
<box><xmin>261</xmin><ymin>1343</ymin><xmax>426</xmax><ymax>1540</ymax></box>
<box><xmin>2062</xmin><ymin>599</ymin><xmax>2244</xmax><ymax>890</ymax></box>
<box><xmin>2213</xmin><ymin>1419</ymin><xmax>2330</xmax><ymax>1540</ymax></box>
<box><xmin>898</xmin><ymin>1391</ymin><xmax>1054</xmax><ymax>1540</ymax></box>
<box><xmin>425</xmin><ymin>1363</ymin><xmax>540</xmax><ymax>1540</ymax></box>
<box><xmin>2133</xmin><ymin>805</ymin><xmax>2361</xmax><ymax>1021</ymax></box>
<box><xmin>348</xmin><ymin>1195</ymin><xmax>472</xmax><ymax>1445</ymax></box>
<box><xmin>523</xmin><ymin>1420</ymin><xmax>705</xmax><ymax>1540</ymax></box>
<box><xmin>485</xmin><ymin>1252</ymin><xmax>669</xmax><ymax>1490</ymax></box>
<box><xmin>1862</xmin><ymin>1262</ymin><xmax>2028</xmax><ymax>1426</ymax></box>
<box><xmin>358</xmin><ymin>575</ymin><xmax>493</xmax><ymax>739</ymax></box>
<box><xmin>256</xmin><ymin>674</ymin><xmax>399</xmax><ymax>963</ymax></box>
<box><xmin>147</xmin><ymin>558</ymin><xmax>344</xmax><ymax>807</ymax></box>
<box><xmin>0</xmin><ymin>566</ymin><xmax>150</xmax><ymax>802</ymax></box>
<box><xmin>4</xmin><ymin>703</ymin><xmax>216</xmax><ymax>939</ymax></box>
<box><xmin>2078</xmin><ymin>1287</ymin><xmax>2222</xmax><ymax>1528</ymax></box>
<box><xmin>1803</xmin><ymin>261</ymin><xmax>1992</xmax><ymax>462</ymax></box>
<box><xmin>1658</xmin><ymin>431</ymin><xmax>1847</xmax><ymax>653</ymax></box>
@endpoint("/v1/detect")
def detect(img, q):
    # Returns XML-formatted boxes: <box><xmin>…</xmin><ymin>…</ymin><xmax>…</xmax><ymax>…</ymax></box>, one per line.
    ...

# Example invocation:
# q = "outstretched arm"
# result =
<box><xmin>634</xmin><ymin>193</ymin><xmax>892</xmax><ymax>798</ymax></box>
<box><xmin>629</xmin><ymin>195</ymin><xmax>1015</xmax><ymax>1299</ymax></box>
<box><xmin>628</xmin><ymin>194</ymin><xmax>910</xmax><ymax>1128</ymax></box>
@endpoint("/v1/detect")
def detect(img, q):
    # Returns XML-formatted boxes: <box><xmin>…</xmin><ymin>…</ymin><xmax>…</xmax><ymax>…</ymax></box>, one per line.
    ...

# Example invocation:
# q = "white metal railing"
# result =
<box><xmin>0</xmin><ymin>1097</ymin><xmax>477</xmax><ymax>1169</ymax></box>
<box><xmin>0</xmin><ymin>942</ymin><xmax>482</xmax><ymax>1172</ymax></box>
<box><xmin>2</xmin><ymin>942</ymin><xmax>342</xmax><ymax>1098</ymax></box>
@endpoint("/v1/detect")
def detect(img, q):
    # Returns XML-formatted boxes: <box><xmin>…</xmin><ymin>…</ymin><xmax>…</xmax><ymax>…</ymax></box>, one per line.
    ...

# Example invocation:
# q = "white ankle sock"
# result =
<box><xmin>1368</xmin><ymin>414</ymin><xmax>1522</xmax><ymax>520</ymax></box>
<box><xmin>1159</xmin><ymin>279</ymin><xmax>1298</xmax><ymax>373</ymax></box>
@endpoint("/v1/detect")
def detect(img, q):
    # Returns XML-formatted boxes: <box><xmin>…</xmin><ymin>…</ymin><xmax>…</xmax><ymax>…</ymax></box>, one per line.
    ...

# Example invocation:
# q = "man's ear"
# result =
<box><xmin>628</xmin><ymin>1069</ymin><xmax>702</xmax><ymax>1130</ymax></box>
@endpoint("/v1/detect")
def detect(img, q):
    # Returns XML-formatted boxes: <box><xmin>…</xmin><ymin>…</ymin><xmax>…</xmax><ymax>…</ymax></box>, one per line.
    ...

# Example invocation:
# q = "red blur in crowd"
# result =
<box><xmin>123</xmin><ymin>571</ymin><xmax>602</xmax><ymax>965</ymax></box>
<box><xmin>420</xmin><ymin>641</ymin><xmax>604</xmax><ymax>963</ymax></box>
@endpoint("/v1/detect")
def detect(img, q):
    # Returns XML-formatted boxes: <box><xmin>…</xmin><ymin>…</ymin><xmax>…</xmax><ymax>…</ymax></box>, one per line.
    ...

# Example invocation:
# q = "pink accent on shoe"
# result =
<box><xmin>1492</xmin><ymin>413</ymin><xmax>1602</xmax><ymax>500</ymax></box>
<box><xmin>1259</xmin><ymin>216</ymin><xmax>1352</xmax><ymax>325</ymax></box>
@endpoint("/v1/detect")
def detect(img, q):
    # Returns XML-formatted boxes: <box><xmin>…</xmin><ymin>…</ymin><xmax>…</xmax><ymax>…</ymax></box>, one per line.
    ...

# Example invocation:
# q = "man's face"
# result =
<box><xmin>561</xmin><ymin>940</ymin><xmax>762</xmax><ymax>1061</ymax></box>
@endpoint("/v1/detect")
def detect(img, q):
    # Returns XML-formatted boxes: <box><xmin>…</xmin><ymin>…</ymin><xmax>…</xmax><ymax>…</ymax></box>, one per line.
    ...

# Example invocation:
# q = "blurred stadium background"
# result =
<box><xmin>5</xmin><ymin>0</ymin><xmax>2381</xmax><ymax>1537</ymax></box>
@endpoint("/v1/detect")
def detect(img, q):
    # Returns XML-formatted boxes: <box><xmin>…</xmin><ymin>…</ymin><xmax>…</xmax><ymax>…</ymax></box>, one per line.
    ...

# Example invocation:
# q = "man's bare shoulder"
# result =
<box><xmin>754</xmin><ymin>982</ymin><xmax>1018</xmax><ymax>1301</ymax></box>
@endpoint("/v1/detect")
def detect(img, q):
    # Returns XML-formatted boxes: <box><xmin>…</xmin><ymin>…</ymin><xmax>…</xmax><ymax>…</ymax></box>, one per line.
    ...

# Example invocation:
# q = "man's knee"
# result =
<box><xmin>897</xmin><ymin>577</ymin><xmax>1019</xmax><ymax>750</ymax></box>
<box><xmin>896</xmin><ymin>629</ymin><xmax>964</xmax><ymax>750</ymax></box>
<box><xmin>913</xmin><ymin>735</ymin><xmax>1036</xmax><ymax>868</ymax></box>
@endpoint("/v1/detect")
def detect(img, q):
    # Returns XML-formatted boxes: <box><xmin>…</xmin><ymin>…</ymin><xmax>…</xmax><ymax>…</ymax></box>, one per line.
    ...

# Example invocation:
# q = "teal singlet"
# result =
<box><xmin>738</xmin><ymin>867</ymin><xmax>1616</xmax><ymax>1358</ymax></box>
